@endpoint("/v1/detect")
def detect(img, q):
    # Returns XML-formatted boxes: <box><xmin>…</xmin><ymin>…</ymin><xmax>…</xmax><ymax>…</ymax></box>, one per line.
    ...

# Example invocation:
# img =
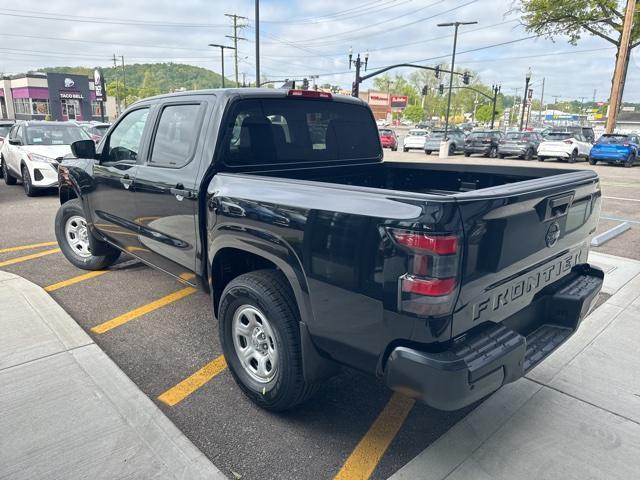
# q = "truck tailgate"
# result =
<box><xmin>451</xmin><ymin>170</ymin><xmax>601</xmax><ymax>337</ymax></box>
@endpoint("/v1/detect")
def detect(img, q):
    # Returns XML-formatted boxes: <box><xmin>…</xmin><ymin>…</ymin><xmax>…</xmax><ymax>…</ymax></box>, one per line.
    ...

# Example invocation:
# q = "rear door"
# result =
<box><xmin>90</xmin><ymin>106</ymin><xmax>153</xmax><ymax>250</ymax></box>
<box><xmin>130</xmin><ymin>99</ymin><xmax>208</xmax><ymax>280</ymax></box>
<box><xmin>452</xmin><ymin>171</ymin><xmax>601</xmax><ymax>336</ymax></box>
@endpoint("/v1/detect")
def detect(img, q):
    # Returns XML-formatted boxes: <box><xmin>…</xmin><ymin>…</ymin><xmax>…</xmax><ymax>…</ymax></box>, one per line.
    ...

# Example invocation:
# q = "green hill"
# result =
<box><xmin>40</xmin><ymin>63</ymin><xmax>227</xmax><ymax>95</ymax></box>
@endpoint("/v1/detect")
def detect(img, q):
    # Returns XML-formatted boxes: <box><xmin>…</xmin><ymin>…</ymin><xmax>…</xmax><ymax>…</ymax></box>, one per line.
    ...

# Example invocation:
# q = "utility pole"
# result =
<box><xmin>121</xmin><ymin>56</ymin><xmax>127</xmax><ymax>108</ymax></box>
<box><xmin>437</xmin><ymin>21</ymin><xmax>478</xmax><ymax>144</ymax></box>
<box><xmin>255</xmin><ymin>0</ymin><xmax>260</xmax><ymax>88</ymax></box>
<box><xmin>225</xmin><ymin>13</ymin><xmax>248</xmax><ymax>88</ymax></box>
<box><xmin>112</xmin><ymin>54</ymin><xmax>120</xmax><ymax>116</ymax></box>
<box><xmin>490</xmin><ymin>84</ymin><xmax>500</xmax><ymax>129</ymax></box>
<box><xmin>519</xmin><ymin>67</ymin><xmax>532</xmax><ymax>131</ymax></box>
<box><xmin>242</xmin><ymin>72</ymin><xmax>247</xmax><ymax>87</ymax></box>
<box><xmin>538</xmin><ymin>77</ymin><xmax>545</xmax><ymax>124</ymax></box>
<box><xmin>208</xmin><ymin>44</ymin><xmax>235</xmax><ymax>88</ymax></box>
<box><xmin>606</xmin><ymin>0</ymin><xmax>636</xmax><ymax>133</ymax></box>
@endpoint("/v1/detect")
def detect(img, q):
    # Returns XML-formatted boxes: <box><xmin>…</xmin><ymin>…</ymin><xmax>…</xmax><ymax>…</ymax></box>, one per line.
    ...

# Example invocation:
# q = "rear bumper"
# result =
<box><xmin>464</xmin><ymin>145</ymin><xmax>492</xmax><ymax>154</ymax></box>
<box><xmin>590</xmin><ymin>151</ymin><xmax>629</xmax><ymax>161</ymax></box>
<box><xmin>498</xmin><ymin>146</ymin><xmax>528</xmax><ymax>156</ymax></box>
<box><xmin>384</xmin><ymin>264</ymin><xmax>603</xmax><ymax>410</ymax></box>
<box><xmin>538</xmin><ymin>149</ymin><xmax>570</xmax><ymax>158</ymax></box>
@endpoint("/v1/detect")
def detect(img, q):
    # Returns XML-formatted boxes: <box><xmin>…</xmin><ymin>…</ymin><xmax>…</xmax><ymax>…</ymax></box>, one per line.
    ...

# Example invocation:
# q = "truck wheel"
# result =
<box><xmin>219</xmin><ymin>270</ymin><xmax>318</xmax><ymax>411</ymax></box>
<box><xmin>22</xmin><ymin>165</ymin><xmax>36</xmax><ymax>197</ymax></box>
<box><xmin>2</xmin><ymin>157</ymin><xmax>17</xmax><ymax>185</ymax></box>
<box><xmin>55</xmin><ymin>199</ymin><xmax>121</xmax><ymax>270</ymax></box>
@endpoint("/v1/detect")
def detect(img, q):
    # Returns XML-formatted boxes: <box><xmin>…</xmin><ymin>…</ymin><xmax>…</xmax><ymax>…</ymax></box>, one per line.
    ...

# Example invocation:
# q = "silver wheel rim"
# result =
<box><xmin>232</xmin><ymin>305</ymin><xmax>279</xmax><ymax>383</ymax></box>
<box><xmin>65</xmin><ymin>215</ymin><xmax>92</xmax><ymax>258</ymax></box>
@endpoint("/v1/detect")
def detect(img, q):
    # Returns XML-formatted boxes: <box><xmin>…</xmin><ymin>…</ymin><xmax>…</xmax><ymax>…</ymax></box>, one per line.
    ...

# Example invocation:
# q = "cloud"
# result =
<box><xmin>0</xmin><ymin>0</ymin><xmax>635</xmax><ymax>102</ymax></box>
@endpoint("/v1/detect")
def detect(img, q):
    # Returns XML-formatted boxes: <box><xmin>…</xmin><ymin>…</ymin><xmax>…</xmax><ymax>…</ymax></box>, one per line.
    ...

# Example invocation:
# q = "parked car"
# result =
<box><xmin>0</xmin><ymin>121</ymin><xmax>90</xmax><ymax>195</ymax></box>
<box><xmin>464</xmin><ymin>130</ymin><xmax>503</xmax><ymax>158</ymax></box>
<box><xmin>79</xmin><ymin>122</ymin><xmax>111</xmax><ymax>144</ymax></box>
<box><xmin>0</xmin><ymin>120</ymin><xmax>16</xmax><ymax>178</ymax></box>
<box><xmin>424</xmin><ymin>128</ymin><xmax>465</xmax><ymax>155</ymax></box>
<box><xmin>55</xmin><ymin>88</ymin><xmax>602</xmax><ymax>412</ymax></box>
<box><xmin>378</xmin><ymin>128</ymin><xmax>398</xmax><ymax>151</ymax></box>
<box><xmin>551</xmin><ymin>126</ymin><xmax>595</xmax><ymax>144</ymax></box>
<box><xmin>402</xmin><ymin>128</ymin><xmax>428</xmax><ymax>152</ymax></box>
<box><xmin>589</xmin><ymin>133</ymin><xmax>639</xmax><ymax>167</ymax></box>
<box><xmin>376</xmin><ymin>119</ymin><xmax>389</xmax><ymax>127</ymax></box>
<box><xmin>537</xmin><ymin>131</ymin><xmax>592</xmax><ymax>163</ymax></box>
<box><xmin>498</xmin><ymin>131</ymin><xmax>543</xmax><ymax>160</ymax></box>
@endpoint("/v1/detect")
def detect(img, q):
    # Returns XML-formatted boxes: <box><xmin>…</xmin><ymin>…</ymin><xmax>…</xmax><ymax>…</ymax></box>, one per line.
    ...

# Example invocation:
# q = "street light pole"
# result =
<box><xmin>437</xmin><ymin>21</ymin><xmax>477</xmax><ymax>143</ymax></box>
<box><xmin>348</xmin><ymin>47</ymin><xmax>369</xmax><ymax>98</ymax></box>
<box><xmin>490</xmin><ymin>84</ymin><xmax>501</xmax><ymax>129</ymax></box>
<box><xmin>519</xmin><ymin>68</ymin><xmax>532</xmax><ymax>131</ymax></box>
<box><xmin>208</xmin><ymin>44</ymin><xmax>236</xmax><ymax>88</ymax></box>
<box><xmin>255</xmin><ymin>0</ymin><xmax>260</xmax><ymax>87</ymax></box>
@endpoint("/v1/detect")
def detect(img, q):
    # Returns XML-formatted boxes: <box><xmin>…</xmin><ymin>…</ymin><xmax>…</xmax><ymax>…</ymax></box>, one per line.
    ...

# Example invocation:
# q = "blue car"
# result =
<box><xmin>589</xmin><ymin>133</ymin><xmax>639</xmax><ymax>167</ymax></box>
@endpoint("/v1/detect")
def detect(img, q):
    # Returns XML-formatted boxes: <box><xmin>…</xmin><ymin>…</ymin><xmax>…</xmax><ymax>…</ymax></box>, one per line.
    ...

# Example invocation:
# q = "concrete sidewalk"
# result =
<box><xmin>0</xmin><ymin>270</ymin><xmax>225</xmax><ymax>480</ymax></box>
<box><xmin>391</xmin><ymin>252</ymin><xmax>640</xmax><ymax>480</ymax></box>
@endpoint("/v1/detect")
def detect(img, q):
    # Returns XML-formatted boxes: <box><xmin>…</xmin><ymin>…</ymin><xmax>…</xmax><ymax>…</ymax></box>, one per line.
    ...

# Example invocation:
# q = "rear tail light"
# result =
<box><xmin>391</xmin><ymin>229</ymin><xmax>461</xmax><ymax>316</ymax></box>
<box><xmin>623</xmin><ymin>143</ymin><xmax>630</xmax><ymax>147</ymax></box>
<box><xmin>563</xmin><ymin>140</ymin><xmax>574</xmax><ymax>145</ymax></box>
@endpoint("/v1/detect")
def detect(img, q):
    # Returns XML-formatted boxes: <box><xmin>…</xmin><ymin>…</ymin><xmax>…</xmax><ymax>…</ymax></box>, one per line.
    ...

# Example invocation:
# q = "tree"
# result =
<box><xmin>475</xmin><ymin>104</ymin><xmax>502</xmax><ymax>124</ymax></box>
<box><xmin>403</xmin><ymin>104</ymin><xmax>425</xmax><ymax>123</ymax></box>
<box><xmin>516</xmin><ymin>1</ymin><xmax>640</xmax><ymax>105</ymax></box>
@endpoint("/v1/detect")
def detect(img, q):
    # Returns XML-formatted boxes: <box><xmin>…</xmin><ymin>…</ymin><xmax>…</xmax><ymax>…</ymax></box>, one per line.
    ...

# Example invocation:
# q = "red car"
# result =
<box><xmin>379</xmin><ymin>128</ymin><xmax>398</xmax><ymax>151</ymax></box>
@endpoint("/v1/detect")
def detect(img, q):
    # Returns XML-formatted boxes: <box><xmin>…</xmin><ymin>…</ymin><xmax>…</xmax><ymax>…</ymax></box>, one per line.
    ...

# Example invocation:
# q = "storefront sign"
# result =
<box><xmin>60</xmin><ymin>92</ymin><xmax>84</xmax><ymax>99</ymax></box>
<box><xmin>368</xmin><ymin>92</ymin><xmax>390</xmax><ymax>106</ymax></box>
<box><xmin>390</xmin><ymin>95</ymin><xmax>408</xmax><ymax>109</ymax></box>
<box><xmin>94</xmin><ymin>68</ymin><xmax>105</xmax><ymax>102</ymax></box>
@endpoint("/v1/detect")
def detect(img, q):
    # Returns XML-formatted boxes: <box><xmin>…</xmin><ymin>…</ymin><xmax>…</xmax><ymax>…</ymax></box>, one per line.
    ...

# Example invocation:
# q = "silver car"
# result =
<box><xmin>424</xmin><ymin>129</ymin><xmax>466</xmax><ymax>155</ymax></box>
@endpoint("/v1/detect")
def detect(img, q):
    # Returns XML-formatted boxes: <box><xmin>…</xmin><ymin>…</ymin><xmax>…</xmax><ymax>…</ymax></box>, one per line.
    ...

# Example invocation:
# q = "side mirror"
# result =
<box><xmin>8</xmin><ymin>138</ymin><xmax>21</xmax><ymax>146</ymax></box>
<box><xmin>71</xmin><ymin>139</ymin><xmax>97</xmax><ymax>159</ymax></box>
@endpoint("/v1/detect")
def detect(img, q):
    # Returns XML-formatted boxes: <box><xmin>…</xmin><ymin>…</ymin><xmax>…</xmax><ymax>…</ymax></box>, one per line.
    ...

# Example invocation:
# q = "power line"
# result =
<box><xmin>225</xmin><ymin>13</ymin><xmax>249</xmax><ymax>87</ymax></box>
<box><xmin>258</xmin><ymin>0</ymin><xmax>400</xmax><ymax>24</ymax></box>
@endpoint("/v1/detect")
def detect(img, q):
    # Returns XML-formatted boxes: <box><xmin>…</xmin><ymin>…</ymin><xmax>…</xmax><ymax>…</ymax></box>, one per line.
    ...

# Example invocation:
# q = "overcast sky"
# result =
<box><xmin>0</xmin><ymin>0</ymin><xmax>637</xmax><ymax>102</ymax></box>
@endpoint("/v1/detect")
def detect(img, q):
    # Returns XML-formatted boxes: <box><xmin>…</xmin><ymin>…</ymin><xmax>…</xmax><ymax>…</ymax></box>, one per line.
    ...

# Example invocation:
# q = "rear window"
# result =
<box><xmin>546</xmin><ymin>132</ymin><xmax>572</xmax><ymax>140</ymax></box>
<box><xmin>597</xmin><ymin>135</ymin><xmax>628</xmax><ymax>144</ymax></box>
<box><xmin>429</xmin><ymin>131</ymin><xmax>445</xmax><ymax>139</ymax></box>
<box><xmin>505</xmin><ymin>132</ymin><xmax>527</xmax><ymax>140</ymax></box>
<box><xmin>469</xmin><ymin>131</ymin><xmax>497</xmax><ymax>138</ymax></box>
<box><xmin>222</xmin><ymin>98</ymin><xmax>380</xmax><ymax>167</ymax></box>
<box><xmin>25</xmin><ymin>124</ymin><xmax>89</xmax><ymax>145</ymax></box>
<box><xmin>378</xmin><ymin>129</ymin><xmax>393</xmax><ymax>136</ymax></box>
<box><xmin>408</xmin><ymin>129</ymin><xmax>427</xmax><ymax>137</ymax></box>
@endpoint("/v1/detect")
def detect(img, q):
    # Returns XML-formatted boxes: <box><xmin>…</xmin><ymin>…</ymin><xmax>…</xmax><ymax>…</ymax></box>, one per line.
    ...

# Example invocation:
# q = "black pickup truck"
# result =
<box><xmin>55</xmin><ymin>89</ymin><xmax>603</xmax><ymax>411</ymax></box>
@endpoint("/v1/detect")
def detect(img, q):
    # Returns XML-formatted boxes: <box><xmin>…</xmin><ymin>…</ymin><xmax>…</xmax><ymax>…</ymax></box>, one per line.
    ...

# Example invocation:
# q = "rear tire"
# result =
<box><xmin>488</xmin><ymin>146</ymin><xmax>498</xmax><ymax>158</ymax></box>
<box><xmin>424</xmin><ymin>150</ymin><xmax>431</xmax><ymax>155</ymax></box>
<box><xmin>448</xmin><ymin>143</ymin><xmax>456</xmax><ymax>156</ymax></box>
<box><xmin>403</xmin><ymin>147</ymin><xmax>408</xmax><ymax>152</ymax></box>
<box><xmin>625</xmin><ymin>153</ymin><xmax>635</xmax><ymax>168</ymax></box>
<box><xmin>22</xmin><ymin>165</ymin><xmax>36</xmax><ymax>197</ymax></box>
<box><xmin>568</xmin><ymin>150</ymin><xmax>578</xmax><ymax>163</ymax></box>
<box><xmin>219</xmin><ymin>270</ymin><xmax>318</xmax><ymax>411</ymax></box>
<box><xmin>524</xmin><ymin>148</ymin><xmax>534</xmax><ymax>160</ymax></box>
<box><xmin>538</xmin><ymin>156</ymin><xmax>545</xmax><ymax>162</ymax></box>
<box><xmin>588</xmin><ymin>157</ymin><xmax>597</xmax><ymax>165</ymax></box>
<box><xmin>464</xmin><ymin>152</ymin><xmax>471</xmax><ymax>157</ymax></box>
<box><xmin>498</xmin><ymin>154</ymin><xmax>506</xmax><ymax>159</ymax></box>
<box><xmin>55</xmin><ymin>199</ymin><xmax>121</xmax><ymax>270</ymax></box>
<box><xmin>2</xmin><ymin>157</ymin><xmax>17</xmax><ymax>185</ymax></box>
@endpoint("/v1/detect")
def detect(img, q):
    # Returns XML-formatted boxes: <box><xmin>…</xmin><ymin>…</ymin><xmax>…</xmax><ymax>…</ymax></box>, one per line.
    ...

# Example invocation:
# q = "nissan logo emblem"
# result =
<box><xmin>545</xmin><ymin>222</ymin><xmax>561</xmax><ymax>248</ymax></box>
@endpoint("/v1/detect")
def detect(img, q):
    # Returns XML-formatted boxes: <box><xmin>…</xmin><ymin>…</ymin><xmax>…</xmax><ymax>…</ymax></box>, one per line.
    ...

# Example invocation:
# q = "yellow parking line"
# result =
<box><xmin>0</xmin><ymin>241</ymin><xmax>57</xmax><ymax>254</ymax></box>
<box><xmin>334</xmin><ymin>393</ymin><xmax>415</xmax><ymax>480</ymax></box>
<box><xmin>158</xmin><ymin>355</ymin><xmax>227</xmax><ymax>406</ymax></box>
<box><xmin>90</xmin><ymin>286</ymin><xmax>197</xmax><ymax>334</ymax></box>
<box><xmin>44</xmin><ymin>270</ymin><xmax>108</xmax><ymax>292</ymax></box>
<box><xmin>0</xmin><ymin>248</ymin><xmax>60</xmax><ymax>268</ymax></box>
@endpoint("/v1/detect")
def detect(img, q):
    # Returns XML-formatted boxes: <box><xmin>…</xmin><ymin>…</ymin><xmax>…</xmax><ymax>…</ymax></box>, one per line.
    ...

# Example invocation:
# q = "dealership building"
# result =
<box><xmin>0</xmin><ymin>72</ymin><xmax>105</xmax><ymax>122</ymax></box>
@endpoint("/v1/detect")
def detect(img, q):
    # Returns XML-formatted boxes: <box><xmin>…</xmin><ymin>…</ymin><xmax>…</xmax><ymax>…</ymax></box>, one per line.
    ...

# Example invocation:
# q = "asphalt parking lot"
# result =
<box><xmin>1</xmin><ymin>153</ymin><xmax>638</xmax><ymax>479</ymax></box>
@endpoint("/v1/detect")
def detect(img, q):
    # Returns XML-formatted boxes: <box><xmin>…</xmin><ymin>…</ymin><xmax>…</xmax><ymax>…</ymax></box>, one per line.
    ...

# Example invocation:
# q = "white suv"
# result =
<box><xmin>537</xmin><ymin>131</ymin><xmax>592</xmax><ymax>163</ymax></box>
<box><xmin>0</xmin><ymin>121</ymin><xmax>89</xmax><ymax>196</ymax></box>
<box><xmin>403</xmin><ymin>128</ymin><xmax>429</xmax><ymax>152</ymax></box>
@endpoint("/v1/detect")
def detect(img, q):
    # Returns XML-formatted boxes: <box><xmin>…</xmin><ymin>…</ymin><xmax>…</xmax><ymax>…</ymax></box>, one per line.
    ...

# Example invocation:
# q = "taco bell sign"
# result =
<box><xmin>94</xmin><ymin>68</ymin><xmax>106</xmax><ymax>102</ymax></box>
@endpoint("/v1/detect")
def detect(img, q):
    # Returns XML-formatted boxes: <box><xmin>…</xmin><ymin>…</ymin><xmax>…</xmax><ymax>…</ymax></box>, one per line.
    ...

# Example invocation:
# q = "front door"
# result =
<box><xmin>131</xmin><ymin>101</ymin><xmax>206</xmax><ymax>281</ymax></box>
<box><xmin>67</xmin><ymin>102</ymin><xmax>76</xmax><ymax>120</ymax></box>
<box><xmin>89</xmin><ymin>106</ymin><xmax>152</xmax><ymax>251</ymax></box>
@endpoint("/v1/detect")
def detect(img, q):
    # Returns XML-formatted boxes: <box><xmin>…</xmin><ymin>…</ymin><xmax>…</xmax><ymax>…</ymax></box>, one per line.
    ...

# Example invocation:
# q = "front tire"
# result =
<box><xmin>2</xmin><ymin>157</ymin><xmax>17</xmax><ymax>185</ymax></box>
<box><xmin>464</xmin><ymin>152</ymin><xmax>471</xmax><ymax>157</ymax></box>
<box><xmin>625</xmin><ymin>153</ymin><xmax>636</xmax><ymax>168</ymax></box>
<box><xmin>22</xmin><ymin>165</ymin><xmax>36</xmax><ymax>197</ymax></box>
<box><xmin>448</xmin><ymin>143</ymin><xmax>456</xmax><ymax>156</ymax></box>
<box><xmin>219</xmin><ymin>270</ymin><xmax>318</xmax><ymax>411</ymax></box>
<box><xmin>588</xmin><ymin>157</ymin><xmax>597</xmax><ymax>165</ymax></box>
<box><xmin>403</xmin><ymin>147</ymin><xmax>408</xmax><ymax>152</ymax></box>
<box><xmin>55</xmin><ymin>199</ymin><xmax>121</xmax><ymax>270</ymax></box>
<box><xmin>524</xmin><ymin>148</ymin><xmax>534</xmax><ymax>160</ymax></box>
<box><xmin>424</xmin><ymin>150</ymin><xmax>431</xmax><ymax>155</ymax></box>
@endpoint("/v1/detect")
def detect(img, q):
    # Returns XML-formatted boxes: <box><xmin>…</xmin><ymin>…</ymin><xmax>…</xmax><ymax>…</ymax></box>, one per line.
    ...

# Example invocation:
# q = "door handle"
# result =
<box><xmin>170</xmin><ymin>184</ymin><xmax>196</xmax><ymax>201</ymax></box>
<box><xmin>541</xmin><ymin>193</ymin><xmax>574</xmax><ymax>221</ymax></box>
<box><xmin>120</xmin><ymin>174</ymin><xmax>133</xmax><ymax>190</ymax></box>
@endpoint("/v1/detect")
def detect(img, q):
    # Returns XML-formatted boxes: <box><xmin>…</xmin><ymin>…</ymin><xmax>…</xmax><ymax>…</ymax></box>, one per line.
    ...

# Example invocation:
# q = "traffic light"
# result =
<box><xmin>438</xmin><ymin>83</ymin><xmax>444</xmax><ymax>95</ymax></box>
<box><xmin>351</xmin><ymin>81</ymin><xmax>358</xmax><ymax>97</ymax></box>
<box><xmin>463</xmin><ymin>72</ymin><xmax>470</xmax><ymax>85</ymax></box>
<box><xmin>421</xmin><ymin>85</ymin><xmax>429</xmax><ymax>96</ymax></box>
<box><xmin>434</xmin><ymin>65</ymin><xmax>440</xmax><ymax>78</ymax></box>
<box><xmin>302</xmin><ymin>78</ymin><xmax>309</xmax><ymax>90</ymax></box>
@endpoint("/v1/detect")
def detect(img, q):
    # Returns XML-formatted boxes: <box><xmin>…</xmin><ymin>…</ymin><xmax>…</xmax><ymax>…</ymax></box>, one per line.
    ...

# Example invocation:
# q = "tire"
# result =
<box><xmin>498</xmin><ymin>154</ymin><xmax>506</xmax><ymax>159</ymax></box>
<box><xmin>624</xmin><ymin>153</ymin><xmax>635</xmax><ymax>168</ymax></box>
<box><xmin>568</xmin><ymin>150</ymin><xmax>577</xmax><ymax>163</ymax></box>
<box><xmin>22</xmin><ymin>165</ymin><xmax>36</xmax><ymax>197</ymax></box>
<box><xmin>448</xmin><ymin>143</ymin><xmax>455</xmax><ymax>156</ymax></box>
<box><xmin>424</xmin><ymin>150</ymin><xmax>431</xmax><ymax>155</ymax></box>
<box><xmin>2</xmin><ymin>157</ymin><xmax>17</xmax><ymax>185</ymax></box>
<box><xmin>392</xmin><ymin>146</ymin><xmax>397</xmax><ymax>152</ymax></box>
<box><xmin>55</xmin><ymin>198</ymin><xmax>121</xmax><ymax>270</ymax></box>
<box><xmin>488</xmin><ymin>146</ymin><xmax>498</xmax><ymax>158</ymax></box>
<box><xmin>403</xmin><ymin>148</ymin><xmax>408</xmax><ymax>152</ymax></box>
<box><xmin>538</xmin><ymin>156</ymin><xmax>545</xmax><ymax>162</ymax></box>
<box><xmin>524</xmin><ymin>148</ymin><xmax>534</xmax><ymax>160</ymax></box>
<box><xmin>464</xmin><ymin>152</ymin><xmax>471</xmax><ymax>157</ymax></box>
<box><xmin>588</xmin><ymin>157</ymin><xmax>597</xmax><ymax>165</ymax></box>
<box><xmin>219</xmin><ymin>270</ymin><xmax>318</xmax><ymax>411</ymax></box>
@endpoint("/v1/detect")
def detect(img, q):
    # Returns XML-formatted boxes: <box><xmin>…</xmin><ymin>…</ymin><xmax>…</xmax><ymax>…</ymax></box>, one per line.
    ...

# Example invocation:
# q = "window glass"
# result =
<box><xmin>106</xmin><ymin>108</ymin><xmax>149</xmax><ymax>164</ymax></box>
<box><xmin>0</xmin><ymin>125</ymin><xmax>11</xmax><ymax>138</ymax></box>
<box><xmin>25</xmin><ymin>125</ymin><xmax>89</xmax><ymax>145</ymax></box>
<box><xmin>150</xmin><ymin>104</ymin><xmax>201</xmax><ymax>167</ymax></box>
<box><xmin>222</xmin><ymin>98</ymin><xmax>380</xmax><ymax>166</ymax></box>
